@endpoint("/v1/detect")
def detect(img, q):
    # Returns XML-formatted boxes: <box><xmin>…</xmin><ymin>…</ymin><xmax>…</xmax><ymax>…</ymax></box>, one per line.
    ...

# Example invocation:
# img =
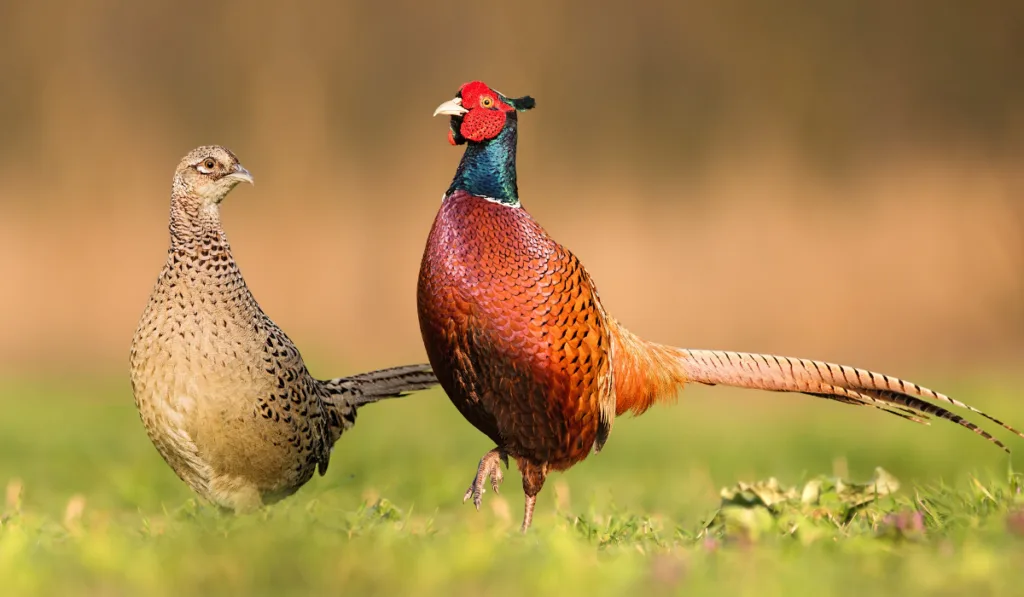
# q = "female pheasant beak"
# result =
<box><xmin>225</xmin><ymin>164</ymin><xmax>255</xmax><ymax>186</ymax></box>
<box><xmin>433</xmin><ymin>97</ymin><xmax>469</xmax><ymax>117</ymax></box>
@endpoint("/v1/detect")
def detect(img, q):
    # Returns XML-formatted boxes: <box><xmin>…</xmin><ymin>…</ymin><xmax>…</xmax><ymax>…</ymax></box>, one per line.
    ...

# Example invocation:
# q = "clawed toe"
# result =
<box><xmin>462</xmin><ymin>448</ymin><xmax>507</xmax><ymax>510</ymax></box>
<box><xmin>462</xmin><ymin>482</ymin><xmax>483</xmax><ymax>508</ymax></box>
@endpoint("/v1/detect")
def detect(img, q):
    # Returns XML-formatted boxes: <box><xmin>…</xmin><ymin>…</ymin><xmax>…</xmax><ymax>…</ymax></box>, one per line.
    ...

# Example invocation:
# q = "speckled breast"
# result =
<box><xmin>129</xmin><ymin>248</ymin><xmax>330</xmax><ymax>508</ymax></box>
<box><xmin>417</xmin><ymin>191</ymin><xmax>613</xmax><ymax>469</ymax></box>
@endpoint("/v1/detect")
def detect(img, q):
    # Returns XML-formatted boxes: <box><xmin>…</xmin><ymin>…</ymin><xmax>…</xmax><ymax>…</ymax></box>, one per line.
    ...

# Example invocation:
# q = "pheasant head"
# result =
<box><xmin>434</xmin><ymin>81</ymin><xmax>536</xmax><ymax>146</ymax></box>
<box><xmin>434</xmin><ymin>82</ymin><xmax>535</xmax><ymax>206</ymax></box>
<box><xmin>172</xmin><ymin>145</ymin><xmax>254</xmax><ymax>207</ymax></box>
<box><xmin>169</xmin><ymin>145</ymin><xmax>254</xmax><ymax>248</ymax></box>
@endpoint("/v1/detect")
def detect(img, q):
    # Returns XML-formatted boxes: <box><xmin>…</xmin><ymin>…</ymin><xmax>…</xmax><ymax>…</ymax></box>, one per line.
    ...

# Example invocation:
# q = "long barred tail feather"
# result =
<box><xmin>609</xmin><ymin>322</ymin><xmax>1021</xmax><ymax>453</ymax></box>
<box><xmin>681</xmin><ymin>349</ymin><xmax>1020</xmax><ymax>452</ymax></box>
<box><xmin>804</xmin><ymin>390</ymin><xmax>931</xmax><ymax>426</ymax></box>
<box><xmin>321</xmin><ymin>363</ymin><xmax>438</xmax><ymax>407</ymax></box>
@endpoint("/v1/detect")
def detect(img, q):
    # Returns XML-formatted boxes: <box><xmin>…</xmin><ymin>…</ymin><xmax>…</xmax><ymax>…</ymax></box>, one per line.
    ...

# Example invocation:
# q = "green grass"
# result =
<box><xmin>2</xmin><ymin>373</ymin><xmax>1024</xmax><ymax>596</ymax></box>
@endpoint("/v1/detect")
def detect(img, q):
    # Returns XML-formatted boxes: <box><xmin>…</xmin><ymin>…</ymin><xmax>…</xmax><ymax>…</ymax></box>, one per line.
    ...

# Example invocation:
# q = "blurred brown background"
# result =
<box><xmin>0</xmin><ymin>0</ymin><xmax>1021</xmax><ymax>379</ymax></box>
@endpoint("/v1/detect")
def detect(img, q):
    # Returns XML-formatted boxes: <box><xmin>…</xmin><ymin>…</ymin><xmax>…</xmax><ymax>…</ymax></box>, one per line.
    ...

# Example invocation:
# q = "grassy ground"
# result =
<box><xmin>2</xmin><ymin>373</ymin><xmax>1023</xmax><ymax>596</ymax></box>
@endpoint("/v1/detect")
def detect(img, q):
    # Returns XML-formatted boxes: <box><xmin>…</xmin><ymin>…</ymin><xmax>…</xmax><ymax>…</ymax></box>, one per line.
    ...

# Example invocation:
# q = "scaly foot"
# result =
<box><xmin>521</xmin><ymin>494</ymin><xmax>536</xmax><ymax>533</ymax></box>
<box><xmin>463</xmin><ymin>448</ymin><xmax>508</xmax><ymax>510</ymax></box>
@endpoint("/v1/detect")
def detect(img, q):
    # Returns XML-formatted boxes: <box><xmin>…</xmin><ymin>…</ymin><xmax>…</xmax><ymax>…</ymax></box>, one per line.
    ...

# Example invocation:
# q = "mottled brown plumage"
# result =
<box><xmin>131</xmin><ymin>146</ymin><xmax>436</xmax><ymax>511</ymax></box>
<box><xmin>418</xmin><ymin>82</ymin><xmax>1024</xmax><ymax>532</ymax></box>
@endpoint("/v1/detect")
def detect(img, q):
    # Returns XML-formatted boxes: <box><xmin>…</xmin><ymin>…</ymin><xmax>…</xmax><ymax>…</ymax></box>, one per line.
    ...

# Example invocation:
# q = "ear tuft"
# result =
<box><xmin>509</xmin><ymin>96</ymin><xmax>536</xmax><ymax>111</ymax></box>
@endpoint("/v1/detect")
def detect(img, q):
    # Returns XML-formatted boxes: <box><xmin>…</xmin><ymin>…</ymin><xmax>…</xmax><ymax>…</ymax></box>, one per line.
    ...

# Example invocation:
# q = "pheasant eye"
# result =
<box><xmin>202</xmin><ymin>159</ymin><xmax>216</xmax><ymax>170</ymax></box>
<box><xmin>480</xmin><ymin>96</ymin><xmax>494</xmax><ymax>108</ymax></box>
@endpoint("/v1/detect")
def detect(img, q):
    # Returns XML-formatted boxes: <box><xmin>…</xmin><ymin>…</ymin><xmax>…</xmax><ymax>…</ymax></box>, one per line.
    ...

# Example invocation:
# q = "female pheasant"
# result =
<box><xmin>418</xmin><ymin>81</ymin><xmax>1024</xmax><ymax>532</ymax></box>
<box><xmin>131</xmin><ymin>146</ymin><xmax>437</xmax><ymax>512</ymax></box>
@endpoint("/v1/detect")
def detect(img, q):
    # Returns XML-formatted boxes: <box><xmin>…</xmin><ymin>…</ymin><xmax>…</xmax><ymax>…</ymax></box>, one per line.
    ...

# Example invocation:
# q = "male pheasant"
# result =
<box><xmin>417</xmin><ymin>81</ymin><xmax>1024</xmax><ymax>532</ymax></box>
<box><xmin>131</xmin><ymin>146</ymin><xmax>437</xmax><ymax>512</ymax></box>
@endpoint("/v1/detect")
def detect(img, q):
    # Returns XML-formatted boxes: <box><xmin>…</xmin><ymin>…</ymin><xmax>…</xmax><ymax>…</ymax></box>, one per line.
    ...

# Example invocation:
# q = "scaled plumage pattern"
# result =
<box><xmin>131</xmin><ymin>146</ymin><xmax>437</xmax><ymax>511</ymax></box>
<box><xmin>417</xmin><ymin>82</ymin><xmax>1024</xmax><ymax>532</ymax></box>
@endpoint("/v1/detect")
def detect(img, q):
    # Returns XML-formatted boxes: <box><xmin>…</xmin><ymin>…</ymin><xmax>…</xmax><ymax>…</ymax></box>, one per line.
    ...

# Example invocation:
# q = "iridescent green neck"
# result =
<box><xmin>447</xmin><ymin>118</ymin><xmax>520</xmax><ymax>207</ymax></box>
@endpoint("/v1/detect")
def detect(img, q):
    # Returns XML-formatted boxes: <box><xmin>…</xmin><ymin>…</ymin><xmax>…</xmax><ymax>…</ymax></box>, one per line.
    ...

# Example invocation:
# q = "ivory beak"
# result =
<box><xmin>433</xmin><ymin>97</ymin><xmax>469</xmax><ymax>117</ymax></box>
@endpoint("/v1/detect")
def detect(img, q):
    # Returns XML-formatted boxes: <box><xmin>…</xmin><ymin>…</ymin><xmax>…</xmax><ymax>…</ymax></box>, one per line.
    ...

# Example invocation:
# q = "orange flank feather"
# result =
<box><xmin>608</xmin><ymin>322</ymin><xmax>689</xmax><ymax>417</ymax></box>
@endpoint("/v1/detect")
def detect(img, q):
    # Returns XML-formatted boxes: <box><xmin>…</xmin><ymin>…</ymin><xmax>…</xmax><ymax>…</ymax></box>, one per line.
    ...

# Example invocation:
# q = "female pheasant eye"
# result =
<box><xmin>480</xmin><ymin>96</ymin><xmax>494</xmax><ymax>108</ymax></box>
<box><xmin>203</xmin><ymin>159</ymin><xmax>217</xmax><ymax>170</ymax></box>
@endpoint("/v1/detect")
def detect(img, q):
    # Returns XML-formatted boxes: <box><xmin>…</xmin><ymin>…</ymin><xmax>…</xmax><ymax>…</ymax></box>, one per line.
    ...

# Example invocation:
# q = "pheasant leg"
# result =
<box><xmin>518</xmin><ymin>458</ymin><xmax>548</xmax><ymax>533</ymax></box>
<box><xmin>463</xmin><ymin>448</ymin><xmax>508</xmax><ymax>510</ymax></box>
<box><xmin>522</xmin><ymin>495</ymin><xmax>537</xmax><ymax>533</ymax></box>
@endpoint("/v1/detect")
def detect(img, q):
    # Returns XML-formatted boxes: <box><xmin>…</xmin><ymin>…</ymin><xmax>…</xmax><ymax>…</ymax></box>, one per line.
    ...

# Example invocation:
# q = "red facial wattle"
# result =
<box><xmin>459</xmin><ymin>108</ymin><xmax>508</xmax><ymax>142</ymax></box>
